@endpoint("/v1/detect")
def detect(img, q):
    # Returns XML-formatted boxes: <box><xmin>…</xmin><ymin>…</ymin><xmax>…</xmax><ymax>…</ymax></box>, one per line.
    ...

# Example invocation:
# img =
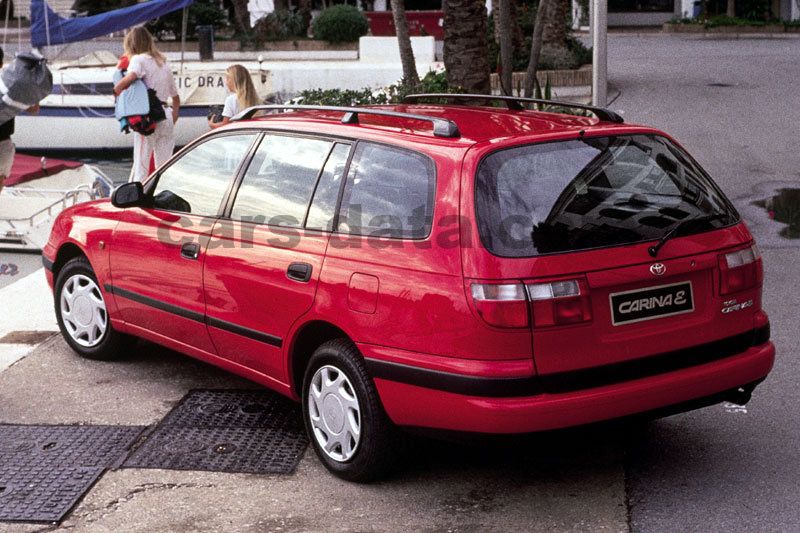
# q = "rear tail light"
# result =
<box><xmin>719</xmin><ymin>244</ymin><xmax>763</xmax><ymax>295</ymax></box>
<box><xmin>470</xmin><ymin>278</ymin><xmax>593</xmax><ymax>329</ymax></box>
<box><xmin>526</xmin><ymin>279</ymin><xmax>592</xmax><ymax>327</ymax></box>
<box><xmin>470</xmin><ymin>283</ymin><xmax>529</xmax><ymax>328</ymax></box>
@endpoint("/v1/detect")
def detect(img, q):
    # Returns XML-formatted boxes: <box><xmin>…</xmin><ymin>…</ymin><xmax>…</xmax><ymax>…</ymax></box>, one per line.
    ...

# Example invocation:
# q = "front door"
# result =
<box><xmin>109</xmin><ymin>132</ymin><xmax>258</xmax><ymax>354</ymax></box>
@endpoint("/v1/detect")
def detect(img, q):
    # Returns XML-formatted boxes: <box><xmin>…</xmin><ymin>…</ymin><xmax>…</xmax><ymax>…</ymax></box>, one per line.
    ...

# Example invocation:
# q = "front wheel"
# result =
<box><xmin>302</xmin><ymin>339</ymin><xmax>395</xmax><ymax>482</ymax></box>
<box><xmin>54</xmin><ymin>256</ymin><xmax>133</xmax><ymax>360</ymax></box>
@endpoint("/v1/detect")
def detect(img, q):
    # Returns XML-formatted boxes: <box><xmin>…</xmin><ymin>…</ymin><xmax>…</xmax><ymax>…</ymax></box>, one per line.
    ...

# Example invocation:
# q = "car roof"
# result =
<box><xmin>222</xmin><ymin>104</ymin><xmax>648</xmax><ymax>146</ymax></box>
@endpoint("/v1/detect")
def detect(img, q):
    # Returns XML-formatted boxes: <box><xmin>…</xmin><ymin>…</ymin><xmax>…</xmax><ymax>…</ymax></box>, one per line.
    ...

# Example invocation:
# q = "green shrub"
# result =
<box><xmin>297</xmin><ymin>71</ymin><xmax>463</xmax><ymax>106</ymax></box>
<box><xmin>254</xmin><ymin>9</ymin><xmax>307</xmax><ymax>41</ymax></box>
<box><xmin>311</xmin><ymin>5</ymin><xmax>369</xmax><ymax>43</ymax></box>
<box><xmin>296</xmin><ymin>88</ymin><xmax>386</xmax><ymax>106</ymax></box>
<box><xmin>705</xmin><ymin>15</ymin><xmax>769</xmax><ymax>27</ymax></box>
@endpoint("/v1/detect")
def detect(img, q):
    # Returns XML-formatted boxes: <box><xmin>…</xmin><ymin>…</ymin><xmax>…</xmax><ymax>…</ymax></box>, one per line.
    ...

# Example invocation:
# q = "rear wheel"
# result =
<box><xmin>54</xmin><ymin>256</ymin><xmax>133</xmax><ymax>360</ymax></box>
<box><xmin>302</xmin><ymin>339</ymin><xmax>395</xmax><ymax>482</ymax></box>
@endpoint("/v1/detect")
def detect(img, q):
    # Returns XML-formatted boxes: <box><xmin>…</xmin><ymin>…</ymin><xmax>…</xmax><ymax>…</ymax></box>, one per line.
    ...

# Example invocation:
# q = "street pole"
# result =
<box><xmin>591</xmin><ymin>0</ymin><xmax>607</xmax><ymax>107</ymax></box>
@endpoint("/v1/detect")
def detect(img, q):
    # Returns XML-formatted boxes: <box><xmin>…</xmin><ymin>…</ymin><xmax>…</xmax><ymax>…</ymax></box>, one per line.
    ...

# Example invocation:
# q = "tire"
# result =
<box><xmin>54</xmin><ymin>256</ymin><xmax>134</xmax><ymax>360</ymax></box>
<box><xmin>302</xmin><ymin>339</ymin><xmax>395</xmax><ymax>482</ymax></box>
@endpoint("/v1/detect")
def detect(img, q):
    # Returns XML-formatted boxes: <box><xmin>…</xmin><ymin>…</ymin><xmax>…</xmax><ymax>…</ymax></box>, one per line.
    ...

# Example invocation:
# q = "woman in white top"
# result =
<box><xmin>208</xmin><ymin>64</ymin><xmax>259</xmax><ymax>129</ymax></box>
<box><xmin>113</xmin><ymin>27</ymin><xmax>180</xmax><ymax>182</ymax></box>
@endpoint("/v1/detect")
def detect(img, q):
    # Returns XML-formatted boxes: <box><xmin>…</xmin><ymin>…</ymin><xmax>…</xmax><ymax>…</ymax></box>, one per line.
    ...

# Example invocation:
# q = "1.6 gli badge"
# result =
<box><xmin>610</xmin><ymin>282</ymin><xmax>694</xmax><ymax>326</ymax></box>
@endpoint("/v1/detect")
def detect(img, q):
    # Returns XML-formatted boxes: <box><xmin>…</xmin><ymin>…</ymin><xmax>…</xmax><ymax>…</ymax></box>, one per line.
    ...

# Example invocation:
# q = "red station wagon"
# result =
<box><xmin>43</xmin><ymin>95</ymin><xmax>775</xmax><ymax>481</ymax></box>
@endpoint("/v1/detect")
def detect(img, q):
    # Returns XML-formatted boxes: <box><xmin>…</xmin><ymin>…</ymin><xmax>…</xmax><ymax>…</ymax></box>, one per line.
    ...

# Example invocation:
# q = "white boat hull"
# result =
<box><xmin>14</xmin><ymin>106</ymin><xmax>212</xmax><ymax>151</ymax></box>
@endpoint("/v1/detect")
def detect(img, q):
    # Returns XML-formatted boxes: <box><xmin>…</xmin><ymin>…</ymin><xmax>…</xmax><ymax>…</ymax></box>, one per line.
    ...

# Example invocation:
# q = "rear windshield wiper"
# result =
<box><xmin>648</xmin><ymin>212</ymin><xmax>731</xmax><ymax>258</ymax></box>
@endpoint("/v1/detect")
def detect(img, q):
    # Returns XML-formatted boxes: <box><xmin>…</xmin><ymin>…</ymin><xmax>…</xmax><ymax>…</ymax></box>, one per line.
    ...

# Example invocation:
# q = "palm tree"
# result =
<box><xmin>391</xmin><ymin>0</ymin><xmax>420</xmax><ymax>88</ymax></box>
<box><xmin>498</xmin><ymin>0</ymin><xmax>514</xmax><ymax>95</ymax></box>
<box><xmin>523</xmin><ymin>0</ymin><xmax>551</xmax><ymax>97</ymax></box>
<box><xmin>542</xmin><ymin>0</ymin><xmax>570</xmax><ymax>53</ymax></box>
<box><xmin>443</xmin><ymin>0</ymin><xmax>491</xmax><ymax>93</ymax></box>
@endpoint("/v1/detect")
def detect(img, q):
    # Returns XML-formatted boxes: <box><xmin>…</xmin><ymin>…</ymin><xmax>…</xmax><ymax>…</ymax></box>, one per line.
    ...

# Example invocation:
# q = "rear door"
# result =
<box><xmin>468</xmin><ymin>133</ymin><xmax>760</xmax><ymax>376</ymax></box>
<box><xmin>202</xmin><ymin>134</ymin><xmax>351</xmax><ymax>381</ymax></box>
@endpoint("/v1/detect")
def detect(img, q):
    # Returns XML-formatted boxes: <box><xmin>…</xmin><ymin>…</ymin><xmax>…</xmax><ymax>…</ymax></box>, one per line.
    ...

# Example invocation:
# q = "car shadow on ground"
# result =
<box><xmin>73</xmin><ymin>338</ymin><xmax>731</xmax><ymax>487</ymax></box>
<box><xmin>391</xmin><ymin>419</ymin><xmax>650</xmax><ymax>482</ymax></box>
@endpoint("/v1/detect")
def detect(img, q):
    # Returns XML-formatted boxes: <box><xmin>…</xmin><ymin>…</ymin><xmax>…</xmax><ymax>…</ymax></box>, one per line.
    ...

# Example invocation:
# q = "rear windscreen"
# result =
<box><xmin>475</xmin><ymin>135</ymin><xmax>738</xmax><ymax>257</ymax></box>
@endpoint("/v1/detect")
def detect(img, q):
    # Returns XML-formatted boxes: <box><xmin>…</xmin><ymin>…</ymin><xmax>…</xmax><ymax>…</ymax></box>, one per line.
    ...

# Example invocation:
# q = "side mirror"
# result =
<box><xmin>111</xmin><ymin>182</ymin><xmax>146</xmax><ymax>208</ymax></box>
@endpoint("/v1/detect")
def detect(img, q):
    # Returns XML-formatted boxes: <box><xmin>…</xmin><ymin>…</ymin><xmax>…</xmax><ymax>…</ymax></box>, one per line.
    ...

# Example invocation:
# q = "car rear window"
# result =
<box><xmin>475</xmin><ymin>134</ymin><xmax>738</xmax><ymax>257</ymax></box>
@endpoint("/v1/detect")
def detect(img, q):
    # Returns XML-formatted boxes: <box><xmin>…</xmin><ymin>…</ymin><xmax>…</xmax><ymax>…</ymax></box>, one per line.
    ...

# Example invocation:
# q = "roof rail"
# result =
<box><xmin>402</xmin><ymin>93</ymin><xmax>624</xmax><ymax>124</ymax></box>
<box><xmin>231</xmin><ymin>104</ymin><xmax>461</xmax><ymax>138</ymax></box>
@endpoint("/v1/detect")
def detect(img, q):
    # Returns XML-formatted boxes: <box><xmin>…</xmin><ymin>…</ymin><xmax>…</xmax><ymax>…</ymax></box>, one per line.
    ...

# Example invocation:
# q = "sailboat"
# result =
<box><xmin>13</xmin><ymin>0</ymin><xmax>271</xmax><ymax>151</ymax></box>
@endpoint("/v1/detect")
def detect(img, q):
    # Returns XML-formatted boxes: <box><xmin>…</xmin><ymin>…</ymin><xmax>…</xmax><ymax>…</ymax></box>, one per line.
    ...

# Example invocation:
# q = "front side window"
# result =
<box><xmin>231</xmin><ymin>134</ymin><xmax>333</xmax><ymax>227</ymax></box>
<box><xmin>475</xmin><ymin>134</ymin><xmax>737</xmax><ymax>257</ymax></box>
<box><xmin>151</xmin><ymin>134</ymin><xmax>255</xmax><ymax>216</ymax></box>
<box><xmin>337</xmin><ymin>142</ymin><xmax>435</xmax><ymax>239</ymax></box>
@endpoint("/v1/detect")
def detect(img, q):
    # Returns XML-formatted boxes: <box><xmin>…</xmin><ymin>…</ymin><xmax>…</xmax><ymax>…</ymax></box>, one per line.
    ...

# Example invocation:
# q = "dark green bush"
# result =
<box><xmin>254</xmin><ymin>9</ymin><xmax>307</xmax><ymax>41</ymax></box>
<box><xmin>297</xmin><ymin>88</ymin><xmax>385</xmax><ymax>106</ymax></box>
<box><xmin>311</xmin><ymin>5</ymin><xmax>369</xmax><ymax>43</ymax></box>
<box><xmin>297</xmin><ymin>71</ymin><xmax>463</xmax><ymax>106</ymax></box>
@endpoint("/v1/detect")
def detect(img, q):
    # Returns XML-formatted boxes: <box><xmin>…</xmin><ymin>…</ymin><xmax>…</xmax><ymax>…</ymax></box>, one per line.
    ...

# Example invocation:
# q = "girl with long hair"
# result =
<box><xmin>113</xmin><ymin>26</ymin><xmax>180</xmax><ymax>181</ymax></box>
<box><xmin>209</xmin><ymin>64</ymin><xmax>259</xmax><ymax>129</ymax></box>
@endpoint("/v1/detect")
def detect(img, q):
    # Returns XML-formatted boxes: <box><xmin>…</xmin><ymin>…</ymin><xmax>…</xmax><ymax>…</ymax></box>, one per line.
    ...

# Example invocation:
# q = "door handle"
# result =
<box><xmin>181</xmin><ymin>241</ymin><xmax>200</xmax><ymax>260</ymax></box>
<box><xmin>287</xmin><ymin>262</ymin><xmax>312</xmax><ymax>282</ymax></box>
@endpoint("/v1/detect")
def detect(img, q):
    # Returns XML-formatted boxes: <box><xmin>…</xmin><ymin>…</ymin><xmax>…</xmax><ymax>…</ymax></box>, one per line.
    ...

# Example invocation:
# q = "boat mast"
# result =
<box><xmin>3</xmin><ymin>0</ymin><xmax>10</xmax><ymax>47</ymax></box>
<box><xmin>44</xmin><ymin>0</ymin><xmax>51</xmax><ymax>49</ymax></box>
<box><xmin>180</xmin><ymin>6</ymin><xmax>188</xmax><ymax>74</ymax></box>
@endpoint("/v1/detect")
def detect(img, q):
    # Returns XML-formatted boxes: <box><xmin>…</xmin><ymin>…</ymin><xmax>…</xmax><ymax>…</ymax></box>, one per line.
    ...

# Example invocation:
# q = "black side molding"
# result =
<box><xmin>206</xmin><ymin>316</ymin><xmax>282</xmax><ymax>348</ymax></box>
<box><xmin>42</xmin><ymin>255</ymin><xmax>54</xmax><ymax>272</ymax></box>
<box><xmin>366</xmin><ymin>325</ymin><xmax>771</xmax><ymax>398</ymax></box>
<box><xmin>105</xmin><ymin>284</ymin><xmax>205</xmax><ymax>323</ymax></box>
<box><xmin>104</xmin><ymin>284</ymin><xmax>282</xmax><ymax>348</ymax></box>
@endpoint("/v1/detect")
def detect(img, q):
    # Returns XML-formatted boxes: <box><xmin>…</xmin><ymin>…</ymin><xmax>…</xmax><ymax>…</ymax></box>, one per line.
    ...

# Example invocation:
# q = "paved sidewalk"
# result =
<box><xmin>0</xmin><ymin>267</ymin><xmax>58</xmax><ymax>372</ymax></box>
<box><xmin>0</xmin><ymin>337</ymin><xmax>629</xmax><ymax>533</ymax></box>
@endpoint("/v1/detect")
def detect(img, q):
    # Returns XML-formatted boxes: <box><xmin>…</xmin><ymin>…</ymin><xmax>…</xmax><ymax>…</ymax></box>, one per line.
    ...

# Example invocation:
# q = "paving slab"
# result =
<box><xmin>0</xmin><ymin>336</ymin><xmax>628</xmax><ymax>532</ymax></box>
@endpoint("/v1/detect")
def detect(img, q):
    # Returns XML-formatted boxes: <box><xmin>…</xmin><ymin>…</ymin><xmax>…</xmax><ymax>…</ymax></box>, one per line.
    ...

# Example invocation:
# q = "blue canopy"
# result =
<box><xmin>31</xmin><ymin>0</ymin><xmax>194</xmax><ymax>48</ymax></box>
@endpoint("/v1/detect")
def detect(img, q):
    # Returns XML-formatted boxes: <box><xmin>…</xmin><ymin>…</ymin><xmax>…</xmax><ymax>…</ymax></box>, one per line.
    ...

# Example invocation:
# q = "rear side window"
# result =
<box><xmin>475</xmin><ymin>134</ymin><xmax>737</xmax><ymax>257</ymax></box>
<box><xmin>337</xmin><ymin>142</ymin><xmax>435</xmax><ymax>239</ymax></box>
<box><xmin>231</xmin><ymin>135</ymin><xmax>333</xmax><ymax>227</ymax></box>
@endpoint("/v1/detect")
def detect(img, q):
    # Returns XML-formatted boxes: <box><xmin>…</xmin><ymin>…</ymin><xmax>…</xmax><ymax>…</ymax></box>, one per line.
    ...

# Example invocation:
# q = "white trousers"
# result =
<box><xmin>130</xmin><ymin>109</ymin><xmax>175</xmax><ymax>182</ymax></box>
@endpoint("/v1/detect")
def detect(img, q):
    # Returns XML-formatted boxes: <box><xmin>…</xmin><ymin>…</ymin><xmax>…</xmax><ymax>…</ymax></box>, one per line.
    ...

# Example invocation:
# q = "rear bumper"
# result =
<box><xmin>369</xmin><ymin>340</ymin><xmax>775</xmax><ymax>434</ymax></box>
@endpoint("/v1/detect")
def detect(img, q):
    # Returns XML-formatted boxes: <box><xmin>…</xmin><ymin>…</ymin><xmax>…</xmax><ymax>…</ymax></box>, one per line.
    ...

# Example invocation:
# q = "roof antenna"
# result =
<box><xmin>578</xmin><ymin>129</ymin><xmax>585</xmax><ymax>138</ymax></box>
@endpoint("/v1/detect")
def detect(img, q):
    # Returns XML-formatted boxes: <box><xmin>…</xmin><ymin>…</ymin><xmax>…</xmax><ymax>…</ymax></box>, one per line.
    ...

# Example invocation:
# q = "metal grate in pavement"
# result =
<box><xmin>0</xmin><ymin>425</ymin><xmax>144</xmax><ymax>469</ymax></box>
<box><xmin>159</xmin><ymin>389</ymin><xmax>303</xmax><ymax>430</ymax></box>
<box><xmin>123</xmin><ymin>390</ymin><xmax>307</xmax><ymax>475</ymax></box>
<box><xmin>123</xmin><ymin>426</ymin><xmax>307</xmax><ymax>474</ymax></box>
<box><xmin>0</xmin><ymin>425</ymin><xmax>144</xmax><ymax>523</ymax></box>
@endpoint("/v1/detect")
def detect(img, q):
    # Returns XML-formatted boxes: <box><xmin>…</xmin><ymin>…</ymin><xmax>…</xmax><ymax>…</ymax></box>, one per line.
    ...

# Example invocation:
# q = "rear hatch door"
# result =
<box><xmin>470</xmin><ymin>132</ymin><xmax>761</xmax><ymax>377</ymax></box>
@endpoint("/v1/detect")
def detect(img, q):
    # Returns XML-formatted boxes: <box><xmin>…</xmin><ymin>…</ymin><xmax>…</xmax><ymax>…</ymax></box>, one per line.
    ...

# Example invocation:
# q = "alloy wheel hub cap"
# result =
<box><xmin>59</xmin><ymin>273</ymin><xmax>107</xmax><ymax>348</ymax></box>
<box><xmin>308</xmin><ymin>365</ymin><xmax>361</xmax><ymax>462</ymax></box>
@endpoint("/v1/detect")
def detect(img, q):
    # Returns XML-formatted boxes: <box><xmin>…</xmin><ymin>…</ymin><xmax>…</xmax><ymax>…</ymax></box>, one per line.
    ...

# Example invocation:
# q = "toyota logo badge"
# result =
<box><xmin>650</xmin><ymin>263</ymin><xmax>666</xmax><ymax>276</ymax></box>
